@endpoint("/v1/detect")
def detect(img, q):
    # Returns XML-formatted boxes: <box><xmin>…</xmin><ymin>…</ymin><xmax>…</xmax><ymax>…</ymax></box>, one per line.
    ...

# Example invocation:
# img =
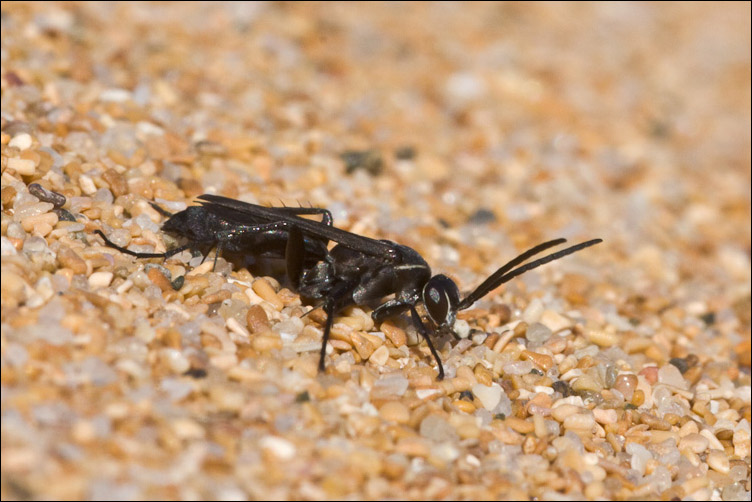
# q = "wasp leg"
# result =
<box><xmin>373</xmin><ymin>299</ymin><xmax>445</xmax><ymax>380</ymax></box>
<box><xmin>317</xmin><ymin>280</ymin><xmax>359</xmax><ymax>374</ymax></box>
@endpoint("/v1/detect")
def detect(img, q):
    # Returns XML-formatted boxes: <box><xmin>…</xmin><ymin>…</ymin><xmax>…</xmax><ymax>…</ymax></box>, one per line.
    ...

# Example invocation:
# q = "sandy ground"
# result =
<box><xmin>1</xmin><ymin>2</ymin><xmax>750</xmax><ymax>500</ymax></box>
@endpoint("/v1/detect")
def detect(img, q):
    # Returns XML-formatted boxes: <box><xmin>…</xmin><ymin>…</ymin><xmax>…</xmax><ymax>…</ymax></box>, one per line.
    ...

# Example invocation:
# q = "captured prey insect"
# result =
<box><xmin>185</xmin><ymin>195</ymin><xmax>602</xmax><ymax>380</ymax></box>
<box><xmin>96</xmin><ymin>194</ymin><xmax>602</xmax><ymax>379</ymax></box>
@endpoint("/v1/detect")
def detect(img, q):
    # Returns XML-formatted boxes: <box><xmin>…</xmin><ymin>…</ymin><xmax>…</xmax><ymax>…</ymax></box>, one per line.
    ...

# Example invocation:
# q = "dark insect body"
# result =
<box><xmin>95</xmin><ymin>198</ymin><xmax>334</xmax><ymax>280</ymax></box>
<box><xmin>97</xmin><ymin>194</ymin><xmax>602</xmax><ymax>379</ymax></box>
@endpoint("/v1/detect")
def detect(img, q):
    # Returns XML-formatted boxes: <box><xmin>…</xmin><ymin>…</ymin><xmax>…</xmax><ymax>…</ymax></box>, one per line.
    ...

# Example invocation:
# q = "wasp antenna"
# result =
<box><xmin>457</xmin><ymin>239</ymin><xmax>565</xmax><ymax>309</ymax></box>
<box><xmin>457</xmin><ymin>238</ymin><xmax>602</xmax><ymax>310</ymax></box>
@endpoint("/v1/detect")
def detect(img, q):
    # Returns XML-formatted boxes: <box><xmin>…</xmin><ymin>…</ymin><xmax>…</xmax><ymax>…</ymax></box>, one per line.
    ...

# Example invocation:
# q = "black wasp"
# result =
<box><xmin>97</xmin><ymin>194</ymin><xmax>602</xmax><ymax>379</ymax></box>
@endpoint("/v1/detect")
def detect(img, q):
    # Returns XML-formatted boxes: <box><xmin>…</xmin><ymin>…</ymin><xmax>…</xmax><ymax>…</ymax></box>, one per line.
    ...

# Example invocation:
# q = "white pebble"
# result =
<box><xmin>1</xmin><ymin>236</ymin><xmax>17</xmax><ymax>256</ymax></box>
<box><xmin>16</xmin><ymin>205</ymin><xmax>54</xmax><ymax>226</ymax></box>
<box><xmin>626</xmin><ymin>442</ymin><xmax>651</xmax><ymax>476</ymax></box>
<box><xmin>445</xmin><ymin>72</ymin><xmax>486</xmax><ymax>102</ymax></box>
<box><xmin>533</xmin><ymin>385</ymin><xmax>555</xmax><ymax>395</ymax></box>
<box><xmin>9</xmin><ymin>133</ymin><xmax>32</xmax><ymax>150</ymax></box>
<box><xmin>679</xmin><ymin>433</ymin><xmax>708</xmax><ymax>453</ymax></box>
<box><xmin>416</xmin><ymin>388</ymin><xmax>442</xmax><ymax>400</ymax></box>
<box><xmin>430</xmin><ymin>442</ymin><xmax>460</xmax><ymax>464</ymax></box>
<box><xmin>161</xmin><ymin>348</ymin><xmax>190</xmax><ymax>374</ymax></box>
<box><xmin>99</xmin><ymin>88</ymin><xmax>132</xmax><ymax>102</ymax></box>
<box><xmin>472</xmin><ymin>383</ymin><xmax>502</xmax><ymax>411</ymax></box>
<box><xmin>539</xmin><ymin>310</ymin><xmax>572</xmax><ymax>332</ymax></box>
<box><xmin>592</xmin><ymin>408</ymin><xmax>617</xmax><ymax>425</ymax></box>
<box><xmin>369</xmin><ymin>344</ymin><xmax>389</xmax><ymax>366</ymax></box>
<box><xmin>562</xmin><ymin>413</ymin><xmax>595</xmax><ymax>431</ymax></box>
<box><xmin>733</xmin><ymin>427</ymin><xmax>750</xmax><ymax>458</ymax></box>
<box><xmin>700</xmin><ymin>428</ymin><xmax>726</xmax><ymax>451</ymax></box>
<box><xmin>273</xmin><ymin>317</ymin><xmax>304</xmax><ymax>342</ymax></box>
<box><xmin>372</xmin><ymin>374</ymin><xmax>409</xmax><ymax>397</ymax></box>
<box><xmin>706</xmin><ymin>449</ymin><xmax>730</xmax><ymax>474</ymax></box>
<box><xmin>658</xmin><ymin>364</ymin><xmax>688</xmax><ymax>389</ymax></box>
<box><xmin>260</xmin><ymin>436</ymin><xmax>296</xmax><ymax>460</ymax></box>
<box><xmin>226</xmin><ymin>317</ymin><xmax>250</xmax><ymax>339</ymax></box>
<box><xmin>88</xmin><ymin>271</ymin><xmax>113</xmax><ymax>289</ymax></box>
<box><xmin>552</xmin><ymin>404</ymin><xmax>582</xmax><ymax>422</ymax></box>
<box><xmin>523</xmin><ymin>298</ymin><xmax>544</xmax><ymax>323</ymax></box>
<box><xmin>78</xmin><ymin>174</ymin><xmax>97</xmax><ymax>195</ymax></box>
<box><xmin>160</xmin><ymin>378</ymin><xmax>194</xmax><ymax>402</ymax></box>
<box><xmin>526</xmin><ymin>322</ymin><xmax>553</xmax><ymax>343</ymax></box>
<box><xmin>503</xmin><ymin>360</ymin><xmax>533</xmax><ymax>375</ymax></box>
<box><xmin>7</xmin><ymin>157</ymin><xmax>36</xmax><ymax>175</ymax></box>
<box><xmin>420</xmin><ymin>414</ymin><xmax>458</xmax><ymax>442</ymax></box>
<box><xmin>453</xmin><ymin>319</ymin><xmax>471</xmax><ymax>339</ymax></box>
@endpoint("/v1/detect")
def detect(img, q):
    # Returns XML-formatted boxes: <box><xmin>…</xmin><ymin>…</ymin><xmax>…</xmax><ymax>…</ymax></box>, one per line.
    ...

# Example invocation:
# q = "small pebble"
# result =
<box><xmin>246</xmin><ymin>305</ymin><xmax>270</xmax><ymax>333</ymax></box>
<box><xmin>706</xmin><ymin>449</ymin><xmax>730</xmax><ymax>474</ymax></box>
<box><xmin>522</xmin><ymin>298</ymin><xmax>544</xmax><ymax>323</ymax></box>
<box><xmin>379</xmin><ymin>401</ymin><xmax>410</xmax><ymax>424</ymax></box>
<box><xmin>57</xmin><ymin>246</ymin><xmax>87</xmax><ymax>274</ymax></box>
<box><xmin>658</xmin><ymin>364</ymin><xmax>688</xmax><ymax>389</ymax></box>
<box><xmin>88</xmin><ymin>271</ymin><xmax>113</xmax><ymax>289</ymax></box>
<box><xmin>613</xmin><ymin>374</ymin><xmax>638</xmax><ymax>400</ymax></box>
<box><xmin>520</xmin><ymin>350</ymin><xmax>554</xmax><ymax>371</ymax></box>
<box><xmin>679</xmin><ymin>433</ymin><xmax>709</xmax><ymax>454</ymax></box>
<box><xmin>503</xmin><ymin>360</ymin><xmax>533</xmax><ymax>375</ymax></box>
<box><xmin>260</xmin><ymin>436</ymin><xmax>296</xmax><ymax>460</ymax></box>
<box><xmin>586</xmin><ymin>328</ymin><xmax>619</xmax><ymax>347</ymax></box>
<box><xmin>7</xmin><ymin>157</ymin><xmax>36</xmax><ymax>175</ymax></box>
<box><xmin>626</xmin><ymin>442</ymin><xmax>652</xmax><ymax>476</ymax></box>
<box><xmin>471</xmin><ymin>383</ymin><xmax>502</xmax><ymax>411</ymax></box>
<box><xmin>592</xmin><ymin>408</ymin><xmax>617</xmax><ymax>425</ymax></box>
<box><xmin>525</xmin><ymin>322</ymin><xmax>553</xmax><ymax>343</ymax></box>
<box><xmin>571</xmin><ymin>374</ymin><xmax>603</xmax><ymax>392</ymax></box>
<box><xmin>419</xmin><ymin>414</ymin><xmax>459</xmax><ymax>442</ymax></box>
<box><xmin>551</xmin><ymin>404</ymin><xmax>581</xmax><ymax>422</ymax></box>
<box><xmin>371</xmin><ymin>374</ymin><xmax>409</xmax><ymax>398</ymax></box>
<box><xmin>539</xmin><ymin>310</ymin><xmax>572</xmax><ymax>332</ymax></box>
<box><xmin>9</xmin><ymin>133</ymin><xmax>32</xmax><ymax>150</ymax></box>
<box><xmin>160</xmin><ymin>348</ymin><xmax>191</xmax><ymax>374</ymax></box>
<box><xmin>563</xmin><ymin>412</ymin><xmax>595</xmax><ymax>431</ymax></box>
<box><xmin>252</xmin><ymin>278</ymin><xmax>284</xmax><ymax>311</ymax></box>
<box><xmin>380</xmin><ymin>321</ymin><xmax>407</xmax><ymax>347</ymax></box>
<box><xmin>370</xmin><ymin>345</ymin><xmax>390</xmax><ymax>366</ymax></box>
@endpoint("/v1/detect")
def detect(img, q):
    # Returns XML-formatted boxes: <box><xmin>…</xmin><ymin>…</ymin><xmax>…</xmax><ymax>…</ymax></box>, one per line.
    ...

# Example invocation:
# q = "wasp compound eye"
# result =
<box><xmin>423</xmin><ymin>274</ymin><xmax>460</xmax><ymax>328</ymax></box>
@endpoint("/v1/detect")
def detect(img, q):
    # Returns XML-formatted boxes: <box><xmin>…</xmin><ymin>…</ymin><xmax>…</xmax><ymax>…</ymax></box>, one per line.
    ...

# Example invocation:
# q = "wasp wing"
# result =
<box><xmin>197</xmin><ymin>194</ymin><xmax>396</xmax><ymax>260</ymax></box>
